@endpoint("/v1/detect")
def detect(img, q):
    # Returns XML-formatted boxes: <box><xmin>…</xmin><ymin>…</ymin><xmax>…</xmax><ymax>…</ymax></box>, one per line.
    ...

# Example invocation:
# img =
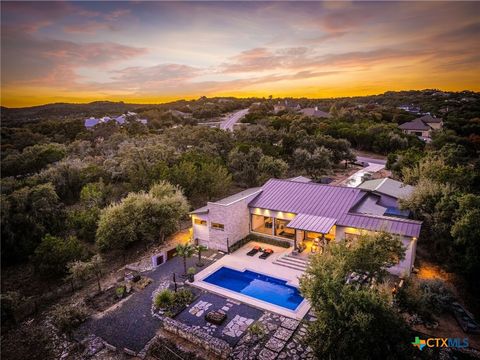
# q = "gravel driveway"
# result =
<box><xmin>77</xmin><ymin>251</ymin><xmax>221</xmax><ymax>352</ymax></box>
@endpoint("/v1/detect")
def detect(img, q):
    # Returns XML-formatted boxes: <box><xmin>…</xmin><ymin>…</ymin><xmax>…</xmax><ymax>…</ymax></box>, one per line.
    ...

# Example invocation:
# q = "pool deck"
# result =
<box><xmin>192</xmin><ymin>242</ymin><xmax>311</xmax><ymax>320</ymax></box>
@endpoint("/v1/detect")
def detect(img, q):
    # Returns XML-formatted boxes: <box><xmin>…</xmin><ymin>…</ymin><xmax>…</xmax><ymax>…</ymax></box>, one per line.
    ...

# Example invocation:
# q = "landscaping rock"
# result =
<box><xmin>273</xmin><ymin>327</ymin><xmax>294</xmax><ymax>341</ymax></box>
<box><xmin>281</xmin><ymin>318</ymin><xmax>300</xmax><ymax>330</ymax></box>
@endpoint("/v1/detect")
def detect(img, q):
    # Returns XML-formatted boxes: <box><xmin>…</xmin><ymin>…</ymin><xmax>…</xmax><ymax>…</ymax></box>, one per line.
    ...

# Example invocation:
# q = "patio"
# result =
<box><xmin>174</xmin><ymin>292</ymin><xmax>263</xmax><ymax>347</ymax></box>
<box><xmin>192</xmin><ymin>241</ymin><xmax>311</xmax><ymax>319</ymax></box>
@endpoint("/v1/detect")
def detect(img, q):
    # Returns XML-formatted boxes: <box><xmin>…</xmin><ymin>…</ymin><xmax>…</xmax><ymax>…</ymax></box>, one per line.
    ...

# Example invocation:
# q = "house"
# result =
<box><xmin>84</xmin><ymin>112</ymin><xmax>147</xmax><ymax>128</ymax></box>
<box><xmin>299</xmin><ymin>107</ymin><xmax>331</xmax><ymax>118</ymax></box>
<box><xmin>274</xmin><ymin>100</ymin><xmax>301</xmax><ymax>113</ymax></box>
<box><xmin>357</xmin><ymin>178</ymin><xmax>414</xmax><ymax>218</ymax></box>
<box><xmin>398</xmin><ymin>114</ymin><xmax>443</xmax><ymax>141</ymax></box>
<box><xmin>191</xmin><ymin>178</ymin><xmax>422</xmax><ymax>276</ymax></box>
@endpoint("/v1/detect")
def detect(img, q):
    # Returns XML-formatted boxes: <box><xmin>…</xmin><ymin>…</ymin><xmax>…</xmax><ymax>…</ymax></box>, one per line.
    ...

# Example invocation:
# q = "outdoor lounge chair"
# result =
<box><xmin>259</xmin><ymin>248</ymin><xmax>274</xmax><ymax>259</ymax></box>
<box><xmin>246</xmin><ymin>245</ymin><xmax>261</xmax><ymax>256</ymax></box>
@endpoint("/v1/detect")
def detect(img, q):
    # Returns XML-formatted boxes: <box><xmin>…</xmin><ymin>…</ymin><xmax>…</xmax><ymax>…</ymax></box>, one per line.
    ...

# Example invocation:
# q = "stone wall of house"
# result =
<box><xmin>162</xmin><ymin>317</ymin><xmax>232</xmax><ymax>359</ymax></box>
<box><xmin>192</xmin><ymin>213</ymin><xmax>209</xmax><ymax>246</ymax></box>
<box><xmin>206</xmin><ymin>192</ymin><xmax>260</xmax><ymax>252</ymax></box>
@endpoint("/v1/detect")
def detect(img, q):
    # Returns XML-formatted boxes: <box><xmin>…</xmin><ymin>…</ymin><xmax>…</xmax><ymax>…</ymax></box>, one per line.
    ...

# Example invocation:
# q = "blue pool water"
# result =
<box><xmin>203</xmin><ymin>267</ymin><xmax>304</xmax><ymax>310</ymax></box>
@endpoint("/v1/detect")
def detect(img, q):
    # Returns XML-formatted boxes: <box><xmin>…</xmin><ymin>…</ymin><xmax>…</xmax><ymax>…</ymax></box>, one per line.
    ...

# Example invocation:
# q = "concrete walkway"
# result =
<box><xmin>77</xmin><ymin>252</ymin><xmax>220</xmax><ymax>353</ymax></box>
<box><xmin>342</xmin><ymin>156</ymin><xmax>386</xmax><ymax>187</ymax></box>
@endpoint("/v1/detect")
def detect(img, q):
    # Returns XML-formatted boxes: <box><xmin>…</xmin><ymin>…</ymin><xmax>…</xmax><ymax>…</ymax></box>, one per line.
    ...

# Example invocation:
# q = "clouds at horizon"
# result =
<box><xmin>1</xmin><ymin>1</ymin><xmax>479</xmax><ymax>107</ymax></box>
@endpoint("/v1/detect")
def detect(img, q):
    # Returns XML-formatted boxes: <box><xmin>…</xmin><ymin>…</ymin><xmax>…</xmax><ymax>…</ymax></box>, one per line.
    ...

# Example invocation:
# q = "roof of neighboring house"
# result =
<box><xmin>398</xmin><ymin>118</ymin><xmax>431</xmax><ymax>131</ymax></box>
<box><xmin>358</xmin><ymin>178</ymin><xmax>414</xmax><ymax>200</ymax></box>
<box><xmin>84</xmin><ymin>118</ymin><xmax>100</xmax><ymax>128</ymax></box>
<box><xmin>299</xmin><ymin>108</ymin><xmax>331</xmax><ymax>118</ymax></box>
<box><xmin>416</xmin><ymin>114</ymin><xmax>442</xmax><ymax>123</ymax></box>
<box><xmin>248</xmin><ymin>179</ymin><xmax>421</xmax><ymax>237</ymax></box>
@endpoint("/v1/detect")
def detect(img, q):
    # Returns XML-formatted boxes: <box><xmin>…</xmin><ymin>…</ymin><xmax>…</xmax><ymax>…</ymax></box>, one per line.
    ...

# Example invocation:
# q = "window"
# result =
<box><xmin>251</xmin><ymin>214</ymin><xmax>273</xmax><ymax>235</ymax></box>
<box><xmin>194</xmin><ymin>219</ymin><xmax>207</xmax><ymax>226</ymax></box>
<box><xmin>275</xmin><ymin>219</ymin><xmax>295</xmax><ymax>239</ymax></box>
<box><xmin>211</xmin><ymin>222</ymin><xmax>225</xmax><ymax>231</ymax></box>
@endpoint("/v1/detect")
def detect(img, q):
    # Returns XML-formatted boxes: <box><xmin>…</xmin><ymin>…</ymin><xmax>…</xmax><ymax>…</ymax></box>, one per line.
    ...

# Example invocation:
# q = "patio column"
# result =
<box><xmin>294</xmin><ymin>229</ymin><xmax>297</xmax><ymax>250</ymax></box>
<box><xmin>272</xmin><ymin>217</ymin><xmax>275</xmax><ymax>236</ymax></box>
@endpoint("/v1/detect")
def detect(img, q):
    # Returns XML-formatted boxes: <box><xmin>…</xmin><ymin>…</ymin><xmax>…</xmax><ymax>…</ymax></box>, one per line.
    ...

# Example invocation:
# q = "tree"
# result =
<box><xmin>96</xmin><ymin>181</ymin><xmax>189</xmax><ymax>252</ymax></box>
<box><xmin>451</xmin><ymin>194</ymin><xmax>480</xmax><ymax>278</ymax></box>
<box><xmin>33</xmin><ymin>235</ymin><xmax>85</xmax><ymax>278</ymax></box>
<box><xmin>257</xmin><ymin>155</ymin><xmax>288</xmax><ymax>183</ymax></box>
<box><xmin>228</xmin><ymin>146</ymin><xmax>263</xmax><ymax>187</ymax></box>
<box><xmin>300</xmin><ymin>234</ymin><xmax>414</xmax><ymax>359</ymax></box>
<box><xmin>195</xmin><ymin>244</ymin><xmax>208</xmax><ymax>267</ymax></box>
<box><xmin>1</xmin><ymin>183</ymin><xmax>64</xmax><ymax>264</ymax></box>
<box><xmin>68</xmin><ymin>255</ymin><xmax>104</xmax><ymax>292</ymax></box>
<box><xmin>175</xmin><ymin>243</ymin><xmax>195</xmax><ymax>275</ymax></box>
<box><xmin>293</xmin><ymin>147</ymin><xmax>332</xmax><ymax>180</ymax></box>
<box><xmin>1</xmin><ymin>142</ymin><xmax>66</xmax><ymax>177</ymax></box>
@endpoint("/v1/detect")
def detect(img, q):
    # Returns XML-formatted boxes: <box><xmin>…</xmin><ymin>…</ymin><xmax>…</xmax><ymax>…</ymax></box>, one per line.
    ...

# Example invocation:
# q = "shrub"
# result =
<box><xmin>418</xmin><ymin>279</ymin><xmax>454</xmax><ymax>314</ymax></box>
<box><xmin>50</xmin><ymin>304</ymin><xmax>88</xmax><ymax>335</ymax></box>
<box><xmin>396</xmin><ymin>278</ymin><xmax>454</xmax><ymax>320</ymax></box>
<box><xmin>116</xmin><ymin>285</ymin><xmax>126</xmax><ymax>299</ymax></box>
<box><xmin>173</xmin><ymin>289</ymin><xmax>194</xmax><ymax>306</ymax></box>
<box><xmin>154</xmin><ymin>289</ymin><xmax>174</xmax><ymax>309</ymax></box>
<box><xmin>248</xmin><ymin>322</ymin><xmax>265</xmax><ymax>337</ymax></box>
<box><xmin>187</xmin><ymin>267</ymin><xmax>196</xmax><ymax>275</ymax></box>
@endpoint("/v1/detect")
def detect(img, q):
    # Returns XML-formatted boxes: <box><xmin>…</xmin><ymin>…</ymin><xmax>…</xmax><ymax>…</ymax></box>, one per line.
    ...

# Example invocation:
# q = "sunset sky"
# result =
<box><xmin>1</xmin><ymin>1</ymin><xmax>479</xmax><ymax>107</ymax></box>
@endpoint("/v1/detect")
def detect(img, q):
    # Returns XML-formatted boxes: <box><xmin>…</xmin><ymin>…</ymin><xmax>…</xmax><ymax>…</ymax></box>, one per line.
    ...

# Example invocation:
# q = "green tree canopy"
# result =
<box><xmin>96</xmin><ymin>181</ymin><xmax>189</xmax><ymax>252</ymax></box>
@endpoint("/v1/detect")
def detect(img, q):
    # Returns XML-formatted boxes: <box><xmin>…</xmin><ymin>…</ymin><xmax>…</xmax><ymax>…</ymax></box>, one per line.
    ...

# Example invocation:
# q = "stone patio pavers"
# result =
<box><xmin>258</xmin><ymin>348</ymin><xmax>278</xmax><ymax>360</ymax></box>
<box><xmin>273</xmin><ymin>327</ymin><xmax>294</xmax><ymax>341</ymax></box>
<box><xmin>223</xmin><ymin>315</ymin><xmax>254</xmax><ymax>337</ymax></box>
<box><xmin>281</xmin><ymin>318</ymin><xmax>300</xmax><ymax>330</ymax></box>
<box><xmin>265</xmin><ymin>337</ymin><xmax>287</xmax><ymax>352</ymax></box>
<box><xmin>188</xmin><ymin>300</ymin><xmax>212</xmax><ymax>317</ymax></box>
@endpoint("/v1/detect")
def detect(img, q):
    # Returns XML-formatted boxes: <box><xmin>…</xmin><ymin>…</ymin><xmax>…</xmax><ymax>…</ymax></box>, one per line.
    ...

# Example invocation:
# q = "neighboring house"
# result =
<box><xmin>274</xmin><ymin>100</ymin><xmax>302</xmax><ymax>113</ymax></box>
<box><xmin>398</xmin><ymin>114</ymin><xmax>443</xmax><ymax>141</ymax></box>
<box><xmin>299</xmin><ymin>106</ymin><xmax>331</xmax><ymax>118</ymax></box>
<box><xmin>191</xmin><ymin>178</ymin><xmax>422</xmax><ymax>276</ymax></box>
<box><xmin>397</xmin><ymin>104</ymin><xmax>422</xmax><ymax>114</ymax></box>
<box><xmin>84</xmin><ymin>111</ymin><xmax>147</xmax><ymax>128</ymax></box>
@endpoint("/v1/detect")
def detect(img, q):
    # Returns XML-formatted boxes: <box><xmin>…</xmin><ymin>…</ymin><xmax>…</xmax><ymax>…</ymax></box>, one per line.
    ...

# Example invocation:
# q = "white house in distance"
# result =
<box><xmin>191</xmin><ymin>178</ymin><xmax>422</xmax><ymax>277</ymax></box>
<box><xmin>398</xmin><ymin>114</ymin><xmax>443</xmax><ymax>141</ymax></box>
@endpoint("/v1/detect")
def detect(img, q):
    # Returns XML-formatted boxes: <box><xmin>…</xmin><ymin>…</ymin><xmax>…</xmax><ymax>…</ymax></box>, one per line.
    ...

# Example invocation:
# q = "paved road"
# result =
<box><xmin>342</xmin><ymin>156</ymin><xmax>387</xmax><ymax>187</ymax></box>
<box><xmin>220</xmin><ymin>108</ymin><xmax>249</xmax><ymax>131</ymax></box>
<box><xmin>356</xmin><ymin>156</ymin><xmax>387</xmax><ymax>166</ymax></box>
<box><xmin>76</xmin><ymin>253</ymin><xmax>219</xmax><ymax>353</ymax></box>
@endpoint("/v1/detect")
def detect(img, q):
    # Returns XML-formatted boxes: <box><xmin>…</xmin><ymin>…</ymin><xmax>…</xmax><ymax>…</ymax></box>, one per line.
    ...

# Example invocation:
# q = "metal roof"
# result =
<box><xmin>213</xmin><ymin>187</ymin><xmax>262</xmax><ymax>205</ymax></box>
<box><xmin>337</xmin><ymin>213</ymin><xmax>421</xmax><ymax>238</ymax></box>
<box><xmin>359</xmin><ymin>178</ymin><xmax>414</xmax><ymax>200</ymax></box>
<box><xmin>287</xmin><ymin>214</ymin><xmax>336</xmax><ymax>234</ymax></box>
<box><xmin>248</xmin><ymin>179</ymin><xmax>422</xmax><ymax>238</ymax></box>
<box><xmin>249</xmin><ymin>179</ymin><xmax>364</xmax><ymax>218</ymax></box>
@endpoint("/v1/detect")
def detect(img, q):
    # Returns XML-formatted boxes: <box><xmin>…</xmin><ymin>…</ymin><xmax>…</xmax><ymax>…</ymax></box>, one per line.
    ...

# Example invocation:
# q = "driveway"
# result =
<box><xmin>342</xmin><ymin>156</ymin><xmax>386</xmax><ymax>187</ymax></box>
<box><xmin>76</xmin><ymin>251</ymin><xmax>222</xmax><ymax>353</ymax></box>
<box><xmin>220</xmin><ymin>108</ymin><xmax>249</xmax><ymax>131</ymax></box>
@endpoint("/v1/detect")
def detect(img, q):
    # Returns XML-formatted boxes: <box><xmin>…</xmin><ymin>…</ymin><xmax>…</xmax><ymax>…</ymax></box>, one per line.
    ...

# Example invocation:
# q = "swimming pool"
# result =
<box><xmin>203</xmin><ymin>267</ymin><xmax>304</xmax><ymax>310</ymax></box>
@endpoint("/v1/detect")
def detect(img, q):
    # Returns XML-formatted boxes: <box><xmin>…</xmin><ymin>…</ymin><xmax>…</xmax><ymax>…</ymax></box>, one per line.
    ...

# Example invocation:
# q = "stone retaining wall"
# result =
<box><xmin>163</xmin><ymin>317</ymin><xmax>232</xmax><ymax>359</ymax></box>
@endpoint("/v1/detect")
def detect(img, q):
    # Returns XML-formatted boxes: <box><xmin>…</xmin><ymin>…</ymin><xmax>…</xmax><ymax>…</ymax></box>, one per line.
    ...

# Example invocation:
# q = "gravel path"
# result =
<box><xmin>77</xmin><ymin>252</ymin><xmax>220</xmax><ymax>352</ymax></box>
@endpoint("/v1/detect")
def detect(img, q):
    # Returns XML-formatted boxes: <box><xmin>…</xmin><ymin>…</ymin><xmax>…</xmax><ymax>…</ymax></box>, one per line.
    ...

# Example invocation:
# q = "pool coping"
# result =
<box><xmin>192</xmin><ymin>257</ymin><xmax>311</xmax><ymax>320</ymax></box>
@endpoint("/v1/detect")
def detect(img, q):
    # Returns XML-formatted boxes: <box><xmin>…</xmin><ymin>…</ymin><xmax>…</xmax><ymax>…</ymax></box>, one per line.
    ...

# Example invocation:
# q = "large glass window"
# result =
<box><xmin>211</xmin><ymin>222</ymin><xmax>224</xmax><ymax>231</ymax></box>
<box><xmin>275</xmin><ymin>219</ymin><xmax>295</xmax><ymax>239</ymax></box>
<box><xmin>251</xmin><ymin>214</ymin><xmax>273</xmax><ymax>235</ymax></box>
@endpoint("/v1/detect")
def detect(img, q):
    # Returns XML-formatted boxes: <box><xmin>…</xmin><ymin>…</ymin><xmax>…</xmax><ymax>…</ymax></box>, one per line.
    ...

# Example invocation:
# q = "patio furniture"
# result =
<box><xmin>259</xmin><ymin>248</ymin><xmax>274</xmax><ymax>259</ymax></box>
<box><xmin>246</xmin><ymin>245</ymin><xmax>262</xmax><ymax>256</ymax></box>
<box><xmin>297</xmin><ymin>242</ymin><xmax>306</xmax><ymax>253</ymax></box>
<box><xmin>205</xmin><ymin>309</ymin><xmax>227</xmax><ymax>325</ymax></box>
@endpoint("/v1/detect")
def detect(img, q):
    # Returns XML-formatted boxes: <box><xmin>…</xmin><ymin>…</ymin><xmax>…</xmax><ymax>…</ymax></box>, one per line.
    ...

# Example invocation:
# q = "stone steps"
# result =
<box><xmin>272</xmin><ymin>255</ymin><xmax>309</xmax><ymax>272</ymax></box>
